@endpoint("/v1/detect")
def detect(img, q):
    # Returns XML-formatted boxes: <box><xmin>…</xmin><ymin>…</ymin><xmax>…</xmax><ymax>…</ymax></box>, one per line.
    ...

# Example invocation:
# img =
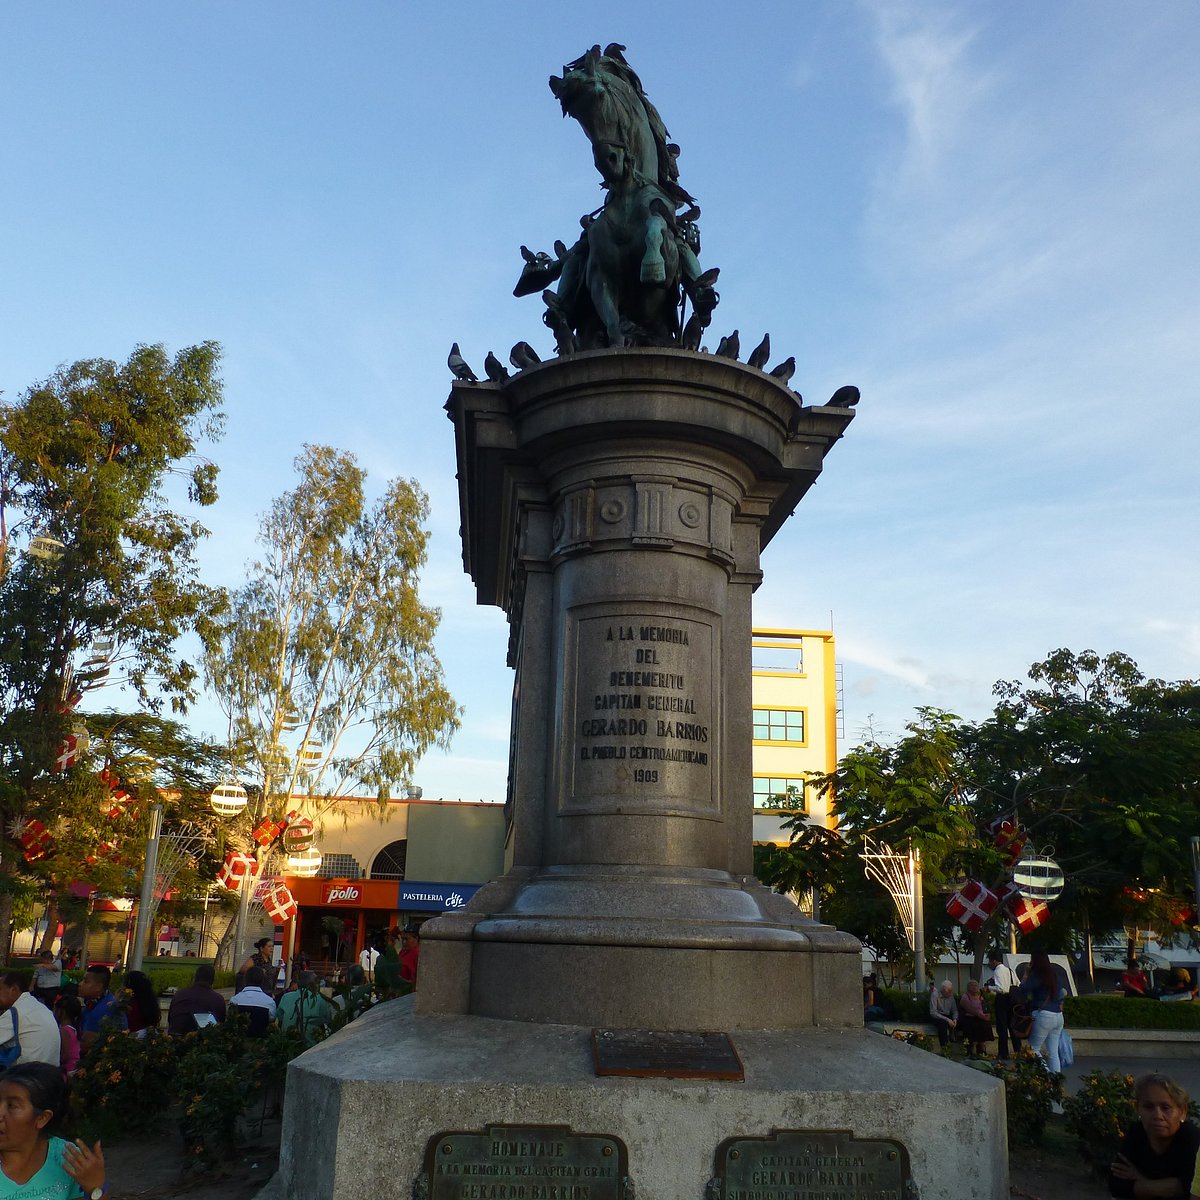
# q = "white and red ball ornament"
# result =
<box><xmin>286</xmin><ymin>847</ymin><xmax>323</xmax><ymax>878</ymax></box>
<box><xmin>282</xmin><ymin>817</ymin><xmax>314</xmax><ymax>853</ymax></box>
<box><xmin>216</xmin><ymin>851</ymin><xmax>257</xmax><ymax>891</ymax></box>
<box><xmin>946</xmin><ymin>879</ymin><xmax>999</xmax><ymax>932</ymax></box>
<box><xmin>209</xmin><ymin>782</ymin><xmax>248</xmax><ymax>818</ymax></box>
<box><xmin>1012</xmin><ymin>855</ymin><xmax>1065</xmax><ymax>903</ymax></box>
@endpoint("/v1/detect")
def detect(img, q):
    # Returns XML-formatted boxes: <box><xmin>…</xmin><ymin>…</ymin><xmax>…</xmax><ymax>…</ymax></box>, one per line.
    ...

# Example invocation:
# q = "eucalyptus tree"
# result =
<box><xmin>204</xmin><ymin>444</ymin><xmax>461</xmax><ymax>842</ymax></box>
<box><xmin>0</xmin><ymin>343</ymin><xmax>225</xmax><ymax>955</ymax></box>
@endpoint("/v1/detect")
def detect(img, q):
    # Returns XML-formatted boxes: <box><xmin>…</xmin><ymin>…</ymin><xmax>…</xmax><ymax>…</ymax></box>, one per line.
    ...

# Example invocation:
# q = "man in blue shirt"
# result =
<box><xmin>79</xmin><ymin>964</ymin><xmax>127</xmax><ymax>1050</ymax></box>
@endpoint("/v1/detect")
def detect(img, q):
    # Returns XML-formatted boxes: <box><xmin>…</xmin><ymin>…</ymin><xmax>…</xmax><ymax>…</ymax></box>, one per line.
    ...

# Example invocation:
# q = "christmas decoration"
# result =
<box><xmin>263</xmin><ymin>881</ymin><xmax>298</xmax><ymax>924</ymax></box>
<box><xmin>209</xmin><ymin>782</ymin><xmax>249</xmax><ymax>817</ymax></box>
<box><xmin>216</xmin><ymin>851</ymin><xmax>256</xmax><ymax>891</ymax></box>
<box><xmin>286</xmin><ymin>847</ymin><xmax>323</xmax><ymax>878</ymax></box>
<box><xmin>282</xmin><ymin>817</ymin><xmax>315</xmax><ymax>853</ymax></box>
<box><xmin>945</xmin><ymin>880</ymin><xmax>998</xmax><ymax>932</ymax></box>
<box><xmin>1012</xmin><ymin>855</ymin><xmax>1065</xmax><ymax>903</ymax></box>
<box><xmin>252</xmin><ymin>817</ymin><xmax>286</xmax><ymax>847</ymax></box>
<box><xmin>1007</xmin><ymin>895</ymin><xmax>1051</xmax><ymax>934</ymax></box>
<box><xmin>18</xmin><ymin>819</ymin><xmax>54</xmax><ymax>863</ymax></box>
<box><xmin>987</xmin><ymin>817</ymin><xmax>1028</xmax><ymax>866</ymax></box>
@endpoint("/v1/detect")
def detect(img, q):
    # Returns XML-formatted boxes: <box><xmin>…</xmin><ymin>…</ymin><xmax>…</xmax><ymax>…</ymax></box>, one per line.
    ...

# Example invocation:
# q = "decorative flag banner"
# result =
<box><xmin>263</xmin><ymin>881</ymin><xmax>298</xmax><ymax>924</ymax></box>
<box><xmin>216</xmin><ymin>851</ymin><xmax>257</xmax><ymax>891</ymax></box>
<box><xmin>1007</xmin><ymin>895</ymin><xmax>1051</xmax><ymax>934</ymax></box>
<box><xmin>946</xmin><ymin>880</ymin><xmax>998</xmax><ymax>932</ymax></box>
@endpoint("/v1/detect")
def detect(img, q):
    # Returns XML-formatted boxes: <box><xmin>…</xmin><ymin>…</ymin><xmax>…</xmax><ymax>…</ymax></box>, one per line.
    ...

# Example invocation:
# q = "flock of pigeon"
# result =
<box><xmin>447</xmin><ymin>335</ymin><xmax>860</xmax><ymax>412</ymax></box>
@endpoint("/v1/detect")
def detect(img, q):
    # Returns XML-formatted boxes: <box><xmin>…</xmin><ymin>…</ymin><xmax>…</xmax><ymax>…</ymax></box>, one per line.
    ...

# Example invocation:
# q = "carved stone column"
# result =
<box><xmin>420</xmin><ymin>348</ymin><xmax>860</xmax><ymax>1029</ymax></box>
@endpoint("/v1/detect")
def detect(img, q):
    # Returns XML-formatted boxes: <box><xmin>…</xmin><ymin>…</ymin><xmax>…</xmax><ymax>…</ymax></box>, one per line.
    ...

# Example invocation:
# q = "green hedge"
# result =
<box><xmin>112</xmin><ymin>966</ymin><xmax>235</xmax><ymax>993</ymax></box>
<box><xmin>1064</xmin><ymin>994</ymin><xmax>1200</xmax><ymax>1030</ymax></box>
<box><xmin>883</xmin><ymin>988</ymin><xmax>1200</xmax><ymax>1030</ymax></box>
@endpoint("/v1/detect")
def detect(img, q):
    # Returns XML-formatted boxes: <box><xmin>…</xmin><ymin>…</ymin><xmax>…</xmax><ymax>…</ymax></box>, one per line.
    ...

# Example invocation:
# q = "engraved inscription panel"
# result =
<box><xmin>566</xmin><ymin>610</ymin><xmax>716</xmax><ymax>812</ymax></box>
<box><xmin>711</xmin><ymin>1130</ymin><xmax>912</xmax><ymax>1200</ymax></box>
<box><xmin>420</xmin><ymin>1124</ymin><xmax>629</xmax><ymax>1200</ymax></box>
<box><xmin>592</xmin><ymin>1029</ymin><xmax>744</xmax><ymax>1080</ymax></box>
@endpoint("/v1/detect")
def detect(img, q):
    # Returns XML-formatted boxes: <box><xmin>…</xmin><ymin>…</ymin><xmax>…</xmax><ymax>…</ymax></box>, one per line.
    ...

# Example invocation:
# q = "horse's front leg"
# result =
<box><xmin>591</xmin><ymin>274</ymin><xmax>625</xmax><ymax>346</ymax></box>
<box><xmin>640</xmin><ymin>213</ymin><xmax>668</xmax><ymax>284</ymax></box>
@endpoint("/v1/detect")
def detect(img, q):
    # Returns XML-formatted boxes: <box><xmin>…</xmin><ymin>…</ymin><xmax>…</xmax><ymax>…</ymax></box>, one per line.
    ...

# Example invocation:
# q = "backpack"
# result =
<box><xmin>0</xmin><ymin>1009</ymin><xmax>20</xmax><ymax>1068</ymax></box>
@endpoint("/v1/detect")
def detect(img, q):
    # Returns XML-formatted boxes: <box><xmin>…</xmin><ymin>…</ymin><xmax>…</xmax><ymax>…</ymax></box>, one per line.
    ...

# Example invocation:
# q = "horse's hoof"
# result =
<box><xmin>640</xmin><ymin>259</ymin><xmax>666</xmax><ymax>284</ymax></box>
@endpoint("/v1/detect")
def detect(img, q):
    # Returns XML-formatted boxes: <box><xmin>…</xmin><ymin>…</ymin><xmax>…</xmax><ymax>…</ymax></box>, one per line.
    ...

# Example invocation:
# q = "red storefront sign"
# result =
<box><xmin>322</xmin><ymin>881</ymin><xmax>362</xmax><ymax>905</ymax></box>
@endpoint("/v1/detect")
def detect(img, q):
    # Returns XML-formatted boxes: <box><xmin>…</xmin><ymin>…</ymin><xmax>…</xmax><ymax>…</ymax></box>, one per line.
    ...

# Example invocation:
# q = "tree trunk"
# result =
<box><xmin>38</xmin><ymin>897</ymin><xmax>59</xmax><ymax>953</ymax></box>
<box><xmin>0</xmin><ymin>890</ymin><xmax>12</xmax><ymax>965</ymax></box>
<box><xmin>212</xmin><ymin>912</ymin><xmax>238</xmax><ymax>972</ymax></box>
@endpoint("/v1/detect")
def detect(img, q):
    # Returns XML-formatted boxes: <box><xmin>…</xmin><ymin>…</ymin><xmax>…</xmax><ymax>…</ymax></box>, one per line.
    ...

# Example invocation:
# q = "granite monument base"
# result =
<box><xmin>275</xmin><ymin>997</ymin><xmax>1007</xmax><ymax>1200</ymax></box>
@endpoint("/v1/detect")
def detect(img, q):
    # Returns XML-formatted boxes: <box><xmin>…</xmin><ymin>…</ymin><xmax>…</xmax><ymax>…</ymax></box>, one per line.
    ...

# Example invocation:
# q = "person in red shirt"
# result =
<box><xmin>398</xmin><ymin>928</ymin><xmax>420</xmax><ymax>987</ymax></box>
<box><xmin>1119</xmin><ymin>959</ymin><xmax>1152</xmax><ymax>998</ymax></box>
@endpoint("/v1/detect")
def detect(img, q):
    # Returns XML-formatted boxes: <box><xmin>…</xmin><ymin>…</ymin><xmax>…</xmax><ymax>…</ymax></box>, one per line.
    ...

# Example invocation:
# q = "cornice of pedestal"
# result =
<box><xmin>446</xmin><ymin>349</ymin><xmax>853</xmax><ymax>615</ymax></box>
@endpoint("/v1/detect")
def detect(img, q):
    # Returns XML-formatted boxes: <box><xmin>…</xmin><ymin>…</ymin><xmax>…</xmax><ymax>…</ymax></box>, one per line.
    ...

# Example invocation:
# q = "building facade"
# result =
<box><xmin>274</xmin><ymin>797</ymin><xmax>505</xmax><ymax>966</ymax></box>
<box><xmin>750</xmin><ymin>628</ymin><xmax>840</xmax><ymax>847</ymax></box>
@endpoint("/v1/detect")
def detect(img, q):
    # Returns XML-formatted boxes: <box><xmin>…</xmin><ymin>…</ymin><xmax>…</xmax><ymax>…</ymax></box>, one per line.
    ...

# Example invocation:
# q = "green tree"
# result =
<box><xmin>203</xmin><ymin>444</ymin><xmax>461</xmax><ymax>848</ymax></box>
<box><xmin>0</xmin><ymin>344</ymin><xmax>225</xmax><ymax>955</ymax></box>
<box><xmin>970</xmin><ymin>649</ymin><xmax>1200</xmax><ymax>959</ymax></box>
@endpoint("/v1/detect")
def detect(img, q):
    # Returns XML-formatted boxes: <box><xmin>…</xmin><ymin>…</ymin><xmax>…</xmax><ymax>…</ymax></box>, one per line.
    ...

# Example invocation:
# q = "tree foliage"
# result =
<box><xmin>0</xmin><ymin>344</ymin><xmax>226</xmax><ymax>953</ymax></box>
<box><xmin>756</xmin><ymin>650</ymin><xmax>1200</xmax><ymax>972</ymax></box>
<box><xmin>204</xmin><ymin>444</ymin><xmax>461</xmax><ymax>837</ymax></box>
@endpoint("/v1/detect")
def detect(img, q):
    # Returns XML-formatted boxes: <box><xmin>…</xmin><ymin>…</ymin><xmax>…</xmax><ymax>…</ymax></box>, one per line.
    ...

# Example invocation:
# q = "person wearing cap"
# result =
<box><xmin>236</xmin><ymin>937</ymin><xmax>275</xmax><ymax>995</ymax></box>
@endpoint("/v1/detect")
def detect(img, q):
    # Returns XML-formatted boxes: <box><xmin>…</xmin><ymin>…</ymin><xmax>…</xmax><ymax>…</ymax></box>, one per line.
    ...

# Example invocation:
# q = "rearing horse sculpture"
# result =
<box><xmin>516</xmin><ymin>46</ymin><xmax>719</xmax><ymax>350</ymax></box>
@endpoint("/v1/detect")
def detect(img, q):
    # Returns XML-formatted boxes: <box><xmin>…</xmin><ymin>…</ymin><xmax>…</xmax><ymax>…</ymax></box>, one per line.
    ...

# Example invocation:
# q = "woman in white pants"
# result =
<box><xmin>1022</xmin><ymin>950</ymin><xmax>1067</xmax><ymax>1072</ymax></box>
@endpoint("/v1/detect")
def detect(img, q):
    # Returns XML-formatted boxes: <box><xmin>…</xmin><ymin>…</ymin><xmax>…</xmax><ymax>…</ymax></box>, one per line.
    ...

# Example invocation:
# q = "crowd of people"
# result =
<box><xmin>0</xmin><ymin>927</ymin><xmax>423</xmax><ymax>1198</ymax></box>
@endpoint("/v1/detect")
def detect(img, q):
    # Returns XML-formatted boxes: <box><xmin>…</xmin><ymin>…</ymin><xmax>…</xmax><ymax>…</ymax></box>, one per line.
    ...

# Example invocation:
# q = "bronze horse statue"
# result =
<box><xmin>515</xmin><ymin>46</ymin><xmax>719</xmax><ymax>350</ymax></box>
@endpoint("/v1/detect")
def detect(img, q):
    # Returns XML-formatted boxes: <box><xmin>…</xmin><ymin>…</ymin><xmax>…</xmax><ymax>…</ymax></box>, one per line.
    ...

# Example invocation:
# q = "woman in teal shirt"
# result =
<box><xmin>0</xmin><ymin>1064</ymin><xmax>106</xmax><ymax>1200</ymax></box>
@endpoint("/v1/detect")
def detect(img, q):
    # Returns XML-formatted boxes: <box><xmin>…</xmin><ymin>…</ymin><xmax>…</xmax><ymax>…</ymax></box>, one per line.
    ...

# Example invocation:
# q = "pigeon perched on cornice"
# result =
<box><xmin>827</xmin><ymin>385</ymin><xmax>860</xmax><ymax>408</ymax></box>
<box><xmin>769</xmin><ymin>356</ymin><xmax>796</xmax><ymax>384</ymax></box>
<box><xmin>447</xmin><ymin>343</ymin><xmax>477</xmax><ymax>382</ymax></box>
<box><xmin>484</xmin><ymin>351</ymin><xmax>510</xmax><ymax>383</ymax></box>
<box><xmin>748</xmin><ymin>333</ymin><xmax>771</xmax><ymax>370</ymax></box>
<box><xmin>714</xmin><ymin>330</ymin><xmax>740</xmax><ymax>360</ymax></box>
<box><xmin>510</xmin><ymin>342</ymin><xmax>542</xmax><ymax>371</ymax></box>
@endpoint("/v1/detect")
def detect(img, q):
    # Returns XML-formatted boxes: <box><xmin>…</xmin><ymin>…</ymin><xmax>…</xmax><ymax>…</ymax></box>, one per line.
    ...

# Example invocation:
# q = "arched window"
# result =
<box><xmin>370</xmin><ymin>839</ymin><xmax>408</xmax><ymax>881</ymax></box>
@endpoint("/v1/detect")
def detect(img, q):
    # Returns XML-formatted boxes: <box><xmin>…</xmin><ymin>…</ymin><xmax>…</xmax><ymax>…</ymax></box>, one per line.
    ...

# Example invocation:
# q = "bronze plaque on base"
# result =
<box><xmin>708</xmin><ymin>1129</ymin><xmax>913</xmax><ymax>1200</ymax></box>
<box><xmin>415</xmin><ymin>1124</ymin><xmax>631</xmax><ymax>1200</ymax></box>
<box><xmin>592</xmin><ymin>1029</ymin><xmax>744</xmax><ymax>1080</ymax></box>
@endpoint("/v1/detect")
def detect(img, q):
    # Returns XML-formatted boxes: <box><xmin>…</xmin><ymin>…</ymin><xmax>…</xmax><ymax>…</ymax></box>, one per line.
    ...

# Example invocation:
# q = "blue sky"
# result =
<box><xmin>3</xmin><ymin>2</ymin><xmax>1197</xmax><ymax>802</ymax></box>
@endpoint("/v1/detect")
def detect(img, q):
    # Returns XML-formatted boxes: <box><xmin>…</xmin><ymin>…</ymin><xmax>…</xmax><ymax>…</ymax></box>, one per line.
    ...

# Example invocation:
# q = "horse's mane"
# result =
<box><xmin>570</xmin><ymin>50</ymin><xmax>697</xmax><ymax>208</ymax></box>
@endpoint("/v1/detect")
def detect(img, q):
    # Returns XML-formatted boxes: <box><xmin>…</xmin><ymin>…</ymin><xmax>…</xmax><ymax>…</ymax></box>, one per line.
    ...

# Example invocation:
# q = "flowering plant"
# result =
<box><xmin>994</xmin><ymin>1050</ymin><xmax>1063</xmax><ymax>1145</ymax></box>
<box><xmin>71</xmin><ymin>1027</ymin><xmax>178</xmax><ymax>1140</ymax></box>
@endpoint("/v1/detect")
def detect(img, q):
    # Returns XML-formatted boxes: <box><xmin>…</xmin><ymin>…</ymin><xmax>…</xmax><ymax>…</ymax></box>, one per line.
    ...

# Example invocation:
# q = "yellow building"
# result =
<box><xmin>750</xmin><ymin>628</ymin><xmax>840</xmax><ymax>846</ymax></box>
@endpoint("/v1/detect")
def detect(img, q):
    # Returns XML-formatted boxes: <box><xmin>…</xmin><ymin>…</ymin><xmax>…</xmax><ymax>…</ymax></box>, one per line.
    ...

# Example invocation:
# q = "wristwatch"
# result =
<box><xmin>89</xmin><ymin>1186</ymin><xmax>108</xmax><ymax>1200</ymax></box>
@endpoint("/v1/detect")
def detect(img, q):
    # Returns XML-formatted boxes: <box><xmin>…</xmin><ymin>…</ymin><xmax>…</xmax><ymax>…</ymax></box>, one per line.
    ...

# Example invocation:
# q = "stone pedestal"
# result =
<box><xmin>278</xmin><ymin>1000</ymin><xmax>1008</xmax><ymax>1200</ymax></box>
<box><xmin>274</xmin><ymin>349</ymin><xmax>1008</xmax><ymax>1200</ymax></box>
<box><xmin>421</xmin><ymin>349</ymin><xmax>862</xmax><ymax>1028</ymax></box>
